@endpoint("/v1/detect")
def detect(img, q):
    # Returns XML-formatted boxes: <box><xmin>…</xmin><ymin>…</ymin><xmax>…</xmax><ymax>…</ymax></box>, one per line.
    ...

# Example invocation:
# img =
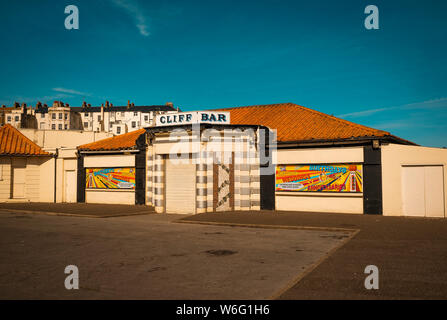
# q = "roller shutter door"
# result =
<box><xmin>165</xmin><ymin>159</ymin><xmax>196</xmax><ymax>214</ymax></box>
<box><xmin>402</xmin><ymin>165</ymin><xmax>445</xmax><ymax>218</ymax></box>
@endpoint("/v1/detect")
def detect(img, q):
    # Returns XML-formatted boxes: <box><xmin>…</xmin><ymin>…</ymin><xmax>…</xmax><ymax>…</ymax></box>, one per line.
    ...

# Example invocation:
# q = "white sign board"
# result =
<box><xmin>155</xmin><ymin>111</ymin><xmax>230</xmax><ymax>127</ymax></box>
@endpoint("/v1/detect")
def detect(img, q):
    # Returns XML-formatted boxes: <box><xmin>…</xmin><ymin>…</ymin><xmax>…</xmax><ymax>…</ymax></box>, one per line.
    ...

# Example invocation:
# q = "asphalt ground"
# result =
<box><xmin>0</xmin><ymin>210</ymin><xmax>351</xmax><ymax>299</ymax></box>
<box><xmin>0</xmin><ymin>202</ymin><xmax>154</xmax><ymax>217</ymax></box>
<box><xmin>181</xmin><ymin>210</ymin><xmax>447</xmax><ymax>299</ymax></box>
<box><xmin>1</xmin><ymin>203</ymin><xmax>446</xmax><ymax>299</ymax></box>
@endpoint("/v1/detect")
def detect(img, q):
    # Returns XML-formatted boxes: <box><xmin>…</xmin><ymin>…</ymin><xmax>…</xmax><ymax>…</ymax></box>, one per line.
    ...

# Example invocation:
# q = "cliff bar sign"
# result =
<box><xmin>155</xmin><ymin>111</ymin><xmax>230</xmax><ymax>127</ymax></box>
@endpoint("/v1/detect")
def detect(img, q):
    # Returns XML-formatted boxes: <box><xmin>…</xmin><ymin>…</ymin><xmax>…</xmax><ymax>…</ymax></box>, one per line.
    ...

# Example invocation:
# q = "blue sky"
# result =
<box><xmin>0</xmin><ymin>0</ymin><xmax>446</xmax><ymax>146</ymax></box>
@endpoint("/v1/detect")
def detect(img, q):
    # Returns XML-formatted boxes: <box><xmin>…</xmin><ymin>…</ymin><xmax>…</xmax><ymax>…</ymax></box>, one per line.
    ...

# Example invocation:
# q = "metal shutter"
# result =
<box><xmin>165</xmin><ymin>158</ymin><xmax>196</xmax><ymax>214</ymax></box>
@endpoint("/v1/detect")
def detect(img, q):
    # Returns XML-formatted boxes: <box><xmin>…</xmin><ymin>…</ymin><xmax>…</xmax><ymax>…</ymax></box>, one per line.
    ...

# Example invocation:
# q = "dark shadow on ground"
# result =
<box><xmin>0</xmin><ymin>202</ymin><xmax>154</xmax><ymax>217</ymax></box>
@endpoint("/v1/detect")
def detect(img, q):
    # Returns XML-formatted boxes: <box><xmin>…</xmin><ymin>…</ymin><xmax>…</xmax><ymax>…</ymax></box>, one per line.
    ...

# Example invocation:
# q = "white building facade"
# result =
<box><xmin>34</xmin><ymin>101</ymin><xmax>178</xmax><ymax>134</ymax></box>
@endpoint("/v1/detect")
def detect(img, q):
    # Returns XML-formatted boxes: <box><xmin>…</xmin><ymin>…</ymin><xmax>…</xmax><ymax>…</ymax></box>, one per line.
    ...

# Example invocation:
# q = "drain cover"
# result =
<box><xmin>205</xmin><ymin>249</ymin><xmax>237</xmax><ymax>256</ymax></box>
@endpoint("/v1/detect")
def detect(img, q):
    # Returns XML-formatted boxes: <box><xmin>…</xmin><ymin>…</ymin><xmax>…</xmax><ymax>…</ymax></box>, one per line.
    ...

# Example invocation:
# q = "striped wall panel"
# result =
<box><xmin>153</xmin><ymin>154</ymin><xmax>164</xmax><ymax>213</ymax></box>
<box><xmin>146</xmin><ymin>146</ymin><xmax>154</xmax><ymax>206</ymax></box>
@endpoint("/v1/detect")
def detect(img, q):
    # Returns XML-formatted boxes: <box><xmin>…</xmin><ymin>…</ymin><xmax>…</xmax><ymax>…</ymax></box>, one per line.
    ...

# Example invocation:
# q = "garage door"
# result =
<box><xmin>165</xmin><ymin>158</ymin><xmax>196</xmax><ymax>214</ymax></box>
<box><xmin>402</xmin><ymin>165</ymin><xmax>445</xmax><ymax>218</ymax></box>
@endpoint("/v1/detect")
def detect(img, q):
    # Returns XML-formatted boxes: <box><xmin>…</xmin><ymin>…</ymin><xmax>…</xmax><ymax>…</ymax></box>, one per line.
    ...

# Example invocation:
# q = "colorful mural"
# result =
<box><xmin>276</xmin><ymin>164</ymin><xmax>363</xmax><ymax>192</ymax></box>
<box><xmin>86</xmin><ymin>168</ymin><xmax>135</xmax><ymax>189</ymax></box>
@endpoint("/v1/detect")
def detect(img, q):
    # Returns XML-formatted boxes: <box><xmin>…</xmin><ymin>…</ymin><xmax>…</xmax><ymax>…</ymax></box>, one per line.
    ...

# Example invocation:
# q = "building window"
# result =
<box><xmin>41</xmin><ymin>113</ymin><xmax>45</xmax><ymax>118</ymax></box>
<box><xmin>97</xmin><ymin>115</ymin><xmax>101</xmax><ymax>121</ymax></box>
<box><xmin>116</xmin><ymin>127</ymin><xmax>121</xmax><ymax>134</ymax></box>
<box><xmin>52</xmin><ymin>113</ymin><xmax>56</xmax><ymax>120</ymax></box>
<box><xmin>144</xmin><ymin>115</ymin><xmax>149</xmax><ymax>122</ymax></box>
<box><xmin>132</xmin><ymin>121</ymin><xmax>136</xmax><ymax>128</ymax></box>
<box><xmin>59</xmin><ymin>113</ymin><xmax>63</xmax><ymax>120</ymax></box>
<box><xmin>7</xmin><ymin>116</ymin><xmax>11</xmax><ymax>122</ymax></box>
<box><xmin>40</xmin><ymin>123</ymin><xmax>45</xmax><ymax>129</ymax></box>
<box><xmin>14</xmin><ymin>116</ymin><xmax>19</xmax><ymax>122</ymax></box>
<box><xmin>58</xmin><ymin>124</ymin><xmax>62</xmax><ymax>130</ymax></box>
<box><xmin>84</xmin><ymin>122</ymin><xmax>89</xmax><ymax>128</ymax></box>
<box><xmin>64</xmin><ymin>113</ymin><xmax>68</xmax><ymax>120</ymax></box>
<box><xmin>134</xmin><ymin>112</ymin><xmax>138</xmax><ymax>116</ymax></box>
<box><xmin>52</xmin><ymin>124</ymin><xmax>56</xmax><ymax>130</ymax></box>
<box><xmin>64</xmin><ymin>124</ymin><xmax>68</xmax><ymax>130</ymax></box>
<box><xmin>84</xmin><ymin>112</ymin><xmax>89</xmax><ymax>117</ymax></box>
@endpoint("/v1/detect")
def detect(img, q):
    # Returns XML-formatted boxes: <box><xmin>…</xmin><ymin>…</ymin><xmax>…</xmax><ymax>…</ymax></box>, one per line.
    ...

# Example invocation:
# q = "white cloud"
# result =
<box><xmin>0</xmin><ymin>93</ymin><xmax>73</xmax><ymax>106</ymax></box>
<box><xmin>112</xmin><ymin>0</ymin><xmax>150</xmax><ymax>36</ymax></box>
<box><xmin>337</xmin><ymin>107</ymin><xmax>391</xmax><ymax>118</ymax></box>
<box><xmin>337</xmin><ymin>97</ymin><xmax>447</xmax><ymax>119</ymax></box>
<box><xmin>52</xmin><ymin>87</ymin><xmax>90</xmax><ymax>96</ymax></box>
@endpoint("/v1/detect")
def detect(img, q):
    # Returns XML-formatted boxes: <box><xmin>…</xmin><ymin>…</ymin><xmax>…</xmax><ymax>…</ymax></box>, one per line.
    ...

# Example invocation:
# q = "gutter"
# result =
<box><xmin>277</xmin><ymin>135</ymin><xmax>418</xmax><ymax>148</ymax></box>
<box><xmin>53</xmin><ymin>148</ymin><xmax>58</xmax><ymax>203</ymax></box>
<box><xmin>78</xmin><ymin>149</ymin><xmax>140</xmax><ymax>154</ymax></box>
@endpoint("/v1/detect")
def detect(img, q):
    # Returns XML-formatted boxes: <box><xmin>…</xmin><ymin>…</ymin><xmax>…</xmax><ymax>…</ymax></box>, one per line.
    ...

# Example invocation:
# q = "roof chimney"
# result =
<box><xmin>82</xmin><ymin>101</ymin><xmax>87</xmax><ymax>108</ymax></box>
<box><xmin>127</xmin><ymin>100</ymin><xmax>130</xmax><ymax>109</ymax></box>
<box><xmin>105</xmin><ymin>101</ymin><xmax>110</xmax><ymax>108</ymax></box>
<box><xmin>14</xmin><ymin>102</ymin><xmax>20</xmax><ymax>108</ymax></box>
<box><xmin>166</xmin><ymin>102</ymin><xmax>174</xmax><ymax>108</ymax></box>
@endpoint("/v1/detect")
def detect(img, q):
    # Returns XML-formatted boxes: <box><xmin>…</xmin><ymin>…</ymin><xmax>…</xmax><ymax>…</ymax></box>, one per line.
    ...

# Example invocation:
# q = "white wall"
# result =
<box><xmin>19</xmin><ymin>129</ymin><xmax>113</xmax><ymax>149</ymax></box>
<box><xmin>39</xmin><ymin>157</ymin><xmax>55</xmax><ymax>202</ymax></box>
<box><xmin>84</xmin><ymin>154</ymin><xmax>135</xmax><ymax>168</ymax></box>
<box><xmin>382</xmin><ymin>144</ymin><xmax>447</xmax><ymax>217</ymax></box>
<box><xmin>275</xmin><ymin>147</ymin><xmax>364</xmax><ymax>214</ymax></box>
<box><xmin>86</xmin><ymin>190</ymin><xmax>135</xmax><ymax>205</ymax></box>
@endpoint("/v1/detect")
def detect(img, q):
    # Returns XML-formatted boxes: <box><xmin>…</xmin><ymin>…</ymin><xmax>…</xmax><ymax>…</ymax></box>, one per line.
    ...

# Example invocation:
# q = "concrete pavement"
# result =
<box><xmin>0</xmin><ymin>210</ymin><xmax>352</xmax><ymax>299</ymax></box>
<box><xmin>181</xmin><ymin>210</ymin><xmax>447</xmax><ymax>299</ymax></box>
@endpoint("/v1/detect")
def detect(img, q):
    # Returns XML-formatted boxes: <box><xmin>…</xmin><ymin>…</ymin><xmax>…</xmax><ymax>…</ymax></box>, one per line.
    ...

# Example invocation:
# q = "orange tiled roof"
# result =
<box><xmin>215</xmin><ymin>103</ymin><xmax>395</xmax><ymax>143</ymax></box>
<box><xmin>0</xmin><ymin>124</ymin><xmax>50</xmax><ymax>156</ymax></box>
<box><xmin>78</xmin><ymin>129</ymin><xmax>146</xmax><ymax>151</ymax></box>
